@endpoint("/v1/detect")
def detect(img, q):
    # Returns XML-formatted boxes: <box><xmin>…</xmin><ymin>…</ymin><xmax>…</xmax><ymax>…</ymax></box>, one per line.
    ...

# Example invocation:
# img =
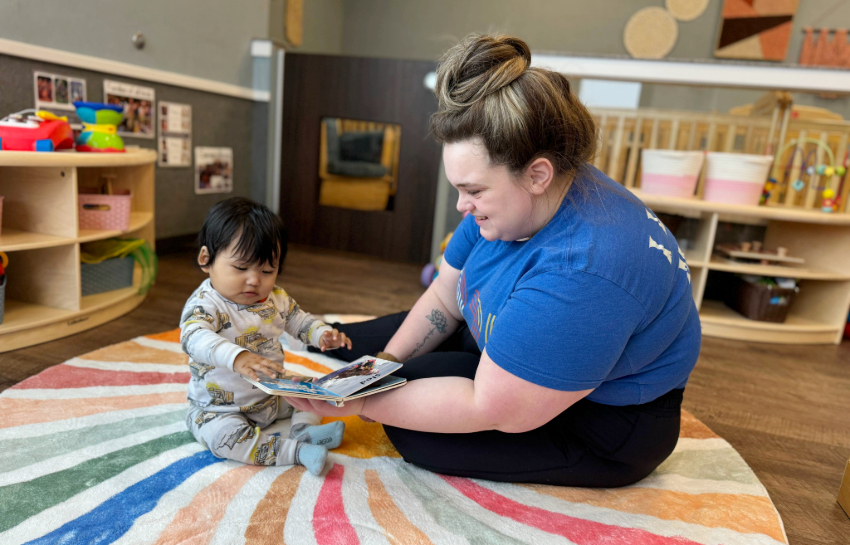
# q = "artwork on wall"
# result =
<box><xmin>33</xmin><ymin>71</ymin><xmax>87</xmax><ymax>126</ymax></box>
<box><xmin>623</xmin><ymin>7</ymin><xmax>679</xmax><ymax>59</ymax></box>
<box><xmin>799</xmin><ymin>28</ymin><xmax>850</xmax><ymax>68</ymax></box>
<box><xmin>195</xmin><ymin>147</ymin><xmax>233</xmax><ymax>194</ymax></box>
<box><xmin>158</xmin><ymin>102</ymin><xmax>192</xmax><ymax>168</ymax></box>
<box><xmin>714</xmin><ymin>0</ymin><xmax>799</xmax><ymax>61</ymax></box>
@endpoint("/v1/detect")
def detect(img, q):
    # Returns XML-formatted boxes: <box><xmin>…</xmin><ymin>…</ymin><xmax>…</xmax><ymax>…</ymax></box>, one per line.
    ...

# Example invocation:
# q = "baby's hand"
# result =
<box><xmin>318</xmin><ymin>329</ymin><xmax>352</xmax><ymax>352</ymax></box>
<box><xmin>233</xmin><ymin>351</ymin><xmax>285</xmax><ymax>381</ymax></box>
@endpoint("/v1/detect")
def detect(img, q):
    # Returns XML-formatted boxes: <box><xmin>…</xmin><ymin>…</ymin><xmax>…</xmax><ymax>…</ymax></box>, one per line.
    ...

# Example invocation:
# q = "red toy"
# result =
<box><xmin>0</xmin><ymin>110</ymin><xmax>74</xmax><ymax>152</ymax></box>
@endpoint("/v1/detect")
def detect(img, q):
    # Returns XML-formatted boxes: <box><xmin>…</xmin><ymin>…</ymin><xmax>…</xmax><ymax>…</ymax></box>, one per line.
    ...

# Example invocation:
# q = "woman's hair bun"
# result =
<box><xmin>435</xmin><ymin>34</ymin><xmax>531</xmax><ymax>112</ymax></box>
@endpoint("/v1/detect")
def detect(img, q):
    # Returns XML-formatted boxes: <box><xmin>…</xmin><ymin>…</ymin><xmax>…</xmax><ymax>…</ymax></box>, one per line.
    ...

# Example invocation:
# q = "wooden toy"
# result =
<box><xmin>715</xmin><ymin>242</ymin><xmax>805</xmax><ymax>266</ymax></box>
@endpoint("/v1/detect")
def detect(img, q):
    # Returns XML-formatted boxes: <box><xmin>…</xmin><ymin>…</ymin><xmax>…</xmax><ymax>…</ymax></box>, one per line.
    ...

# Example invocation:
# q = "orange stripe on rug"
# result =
<box><xmin>680</xmin><ymin>411</ymin><xmax>719</xmax><ymax>439</ymax></box>
<box><xmin>321</xmin><ymin>416</ymin><xmax>401</xmax><ymax>459</ymax></box>
<box><xmin>154</xmin><ymin>464</ymin><xmax>263</xmax><ymax>545</ymax></box>
<box><xmin>79</xmin><ymin>341</ymin><xmax>188</xmax><ymax>365</ymax></box>
<box><xmin>146</xmin><ymin>329</ymin><xmax>181</xmax><ymax>343</ymax></box>
<box><xmin>283</xmin><ymin>352</ymin><xmax>333</xmax><ymax>375</ymax></box>
<box><xmin>365</xmin><ymin>469</ymin><xmax>433</xmax><ymax>545</ymax></box>
<box><xmin>244</xmin><ymin>465</ymin><xmax>306</xmax><ymax>544</ymax></box>
<box><xmin>524</xmin><ymin>484</ymin><xmax>785</xmax><ymax>542</ymax></box>
<box><xmin>0</xmin><ymin>392</ymin><xmax>187</xmax><ymax>429</ymax></box>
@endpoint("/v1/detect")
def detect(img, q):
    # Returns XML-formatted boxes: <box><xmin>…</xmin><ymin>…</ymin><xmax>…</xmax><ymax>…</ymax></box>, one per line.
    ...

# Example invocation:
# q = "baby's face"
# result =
<box><xmin>201</xmin><ymin>241</ymin><xmax>278</xmax><ymax>305</ymax></box>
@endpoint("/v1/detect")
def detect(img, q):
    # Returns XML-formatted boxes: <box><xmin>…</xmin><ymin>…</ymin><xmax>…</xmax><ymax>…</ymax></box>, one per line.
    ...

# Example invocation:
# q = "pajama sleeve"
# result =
<box><xmin>276</xmin><ymin>290</ymin><xmax>332</xmax><ymax>348</ymax></box>
<box><xmin>179</xmin><ymin>297</ymin><xmax>246</xmax><ymax>372</ymax></box>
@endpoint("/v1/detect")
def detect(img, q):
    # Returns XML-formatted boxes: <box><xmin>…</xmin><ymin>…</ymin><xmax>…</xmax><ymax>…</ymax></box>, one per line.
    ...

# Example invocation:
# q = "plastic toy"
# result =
<box><xmin>0</xmin><ymin>109</ymin><xmax>74</xmax><ymax>151</ymax></box>
<box><xmin>421</xmin><ymin>212</ymin><xmax>470</xmax><ymax>287</ymax></box>
<box><xmin>73</xmin><ymin>101</ymin><xmax>125</xmax><ymax>153</ymax></box>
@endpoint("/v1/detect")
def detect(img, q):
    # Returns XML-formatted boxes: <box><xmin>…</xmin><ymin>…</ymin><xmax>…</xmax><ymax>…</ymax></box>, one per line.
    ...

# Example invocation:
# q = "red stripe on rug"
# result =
<box><xmin>441</xmin><ymin>475</ymin><xmax>703</xmax><ymax>545</ymax></box>
<box><xmin>10</xmin><ymin>364</ymin><xmax>190</xmax><ymax>389</ymax></box>
<box><xmin>313</xmin><ymin>464</ymin><xmax>360</xmax><ymax>545</ymax></box>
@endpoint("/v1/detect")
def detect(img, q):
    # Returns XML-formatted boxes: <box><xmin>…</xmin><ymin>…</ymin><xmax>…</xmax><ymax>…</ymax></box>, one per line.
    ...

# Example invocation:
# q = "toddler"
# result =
<box><xmin>180</xmin><ymin>197</ymin><xmax>351</xmax><ymax>475</ymax></box>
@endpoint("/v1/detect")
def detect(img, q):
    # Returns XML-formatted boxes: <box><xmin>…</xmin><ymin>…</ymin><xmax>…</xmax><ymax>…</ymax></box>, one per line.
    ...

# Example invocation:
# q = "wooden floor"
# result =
<box><xmin>2</xmin><ymin>245</ymin><xmax>849</xmax><ymax>544</ymax></box>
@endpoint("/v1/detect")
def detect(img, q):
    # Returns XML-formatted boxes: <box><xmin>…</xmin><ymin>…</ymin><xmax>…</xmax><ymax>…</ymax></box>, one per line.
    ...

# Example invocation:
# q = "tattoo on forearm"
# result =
<box><xmin>409</xmin><ymin>309</ymin><xmax>448</xmax><ymax>359</ymax></box>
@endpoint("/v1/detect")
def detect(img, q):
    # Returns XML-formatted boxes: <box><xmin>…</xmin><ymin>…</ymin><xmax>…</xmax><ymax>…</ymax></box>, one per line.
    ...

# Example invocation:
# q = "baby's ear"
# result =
<box><xmin>198</xmin><ymin>246</ymin><xmax>211</xmax><ymax>271</ymax></box>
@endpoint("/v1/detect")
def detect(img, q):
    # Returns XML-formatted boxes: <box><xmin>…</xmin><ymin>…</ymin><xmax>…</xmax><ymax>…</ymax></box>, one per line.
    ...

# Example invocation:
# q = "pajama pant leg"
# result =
<box><xmin>187</xmin><ymin>405</ymin><xmax>299</xmax><ymax>466</ymax></box>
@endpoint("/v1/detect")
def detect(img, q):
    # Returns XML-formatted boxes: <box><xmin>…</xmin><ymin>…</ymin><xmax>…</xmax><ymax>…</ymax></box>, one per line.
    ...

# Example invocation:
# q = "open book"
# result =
<box><xmin>242</xmin><ymin>355</ymin><xmax>405</xmax><ymax>407</ymax></box>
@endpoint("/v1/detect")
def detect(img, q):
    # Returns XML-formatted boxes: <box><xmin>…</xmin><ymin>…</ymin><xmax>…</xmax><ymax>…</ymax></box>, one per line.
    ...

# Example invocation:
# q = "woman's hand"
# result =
<box><xmin>318</xmin><ymin>329</ymin><xmax>353</xmax><ymax>352</ymax></box>
<box><xmin>284</xmin><ymin>395</ymin><xmax>366</xmax><ymax>418</ymax></box>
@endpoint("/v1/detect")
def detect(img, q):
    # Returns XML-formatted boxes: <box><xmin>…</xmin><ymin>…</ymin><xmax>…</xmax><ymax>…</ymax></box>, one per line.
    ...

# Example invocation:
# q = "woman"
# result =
<box><xmin>286</xmin><ymin>34</ymin><xmax>700</xmax><ymax>487</ymax></box>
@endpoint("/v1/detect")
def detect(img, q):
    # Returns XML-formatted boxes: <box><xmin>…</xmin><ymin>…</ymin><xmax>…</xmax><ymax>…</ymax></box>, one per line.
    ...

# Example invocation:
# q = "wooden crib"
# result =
<box><xmin>590</xmin><ymin>96</ymin><xmax>850</xmax><ymax>214</ymax></box>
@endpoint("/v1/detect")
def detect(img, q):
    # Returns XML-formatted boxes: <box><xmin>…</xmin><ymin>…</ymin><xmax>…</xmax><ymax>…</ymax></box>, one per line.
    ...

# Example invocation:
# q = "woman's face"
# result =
<box><xmin>444</xmin><ymin>139</ymin><xmax>535</xmax><ymax>242</ymax></box>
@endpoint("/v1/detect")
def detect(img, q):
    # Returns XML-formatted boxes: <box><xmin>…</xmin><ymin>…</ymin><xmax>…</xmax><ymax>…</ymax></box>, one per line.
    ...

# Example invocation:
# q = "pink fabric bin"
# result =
<box><xmin>640</xmin><ymin>150</ymin><xmax>704</xmax><ymax>198</ymax></box>
<box><xmin>78</xmin><ymin>189</ymin><xmax>132</xmax><ymax>231</ymax></box>
<box><xmin>703</xmin><ymin>153</ymin><xmax>773</xmax><ymax>206</ymax></box>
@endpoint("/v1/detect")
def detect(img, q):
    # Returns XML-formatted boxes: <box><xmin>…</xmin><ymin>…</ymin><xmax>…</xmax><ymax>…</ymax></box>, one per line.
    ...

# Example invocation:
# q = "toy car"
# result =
<box><xmin>0</xmin><ymin>110</ymin><xmax>74</xmax><ymax>152</ymax></box>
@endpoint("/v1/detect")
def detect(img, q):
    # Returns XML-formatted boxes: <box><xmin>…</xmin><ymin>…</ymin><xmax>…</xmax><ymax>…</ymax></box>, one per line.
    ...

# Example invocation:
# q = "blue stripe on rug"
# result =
<box><xmin>24</xmin><ymin>450</ymin><xmax>222</xmax><ymax>545</ymax></box>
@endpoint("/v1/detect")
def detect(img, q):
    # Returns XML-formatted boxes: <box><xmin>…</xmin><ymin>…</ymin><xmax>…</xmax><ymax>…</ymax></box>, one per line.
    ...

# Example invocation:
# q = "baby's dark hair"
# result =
<box><xmin>197</xmin><ymin>197</ymin><xmax>288</xmax><ymax>269</ymax></box>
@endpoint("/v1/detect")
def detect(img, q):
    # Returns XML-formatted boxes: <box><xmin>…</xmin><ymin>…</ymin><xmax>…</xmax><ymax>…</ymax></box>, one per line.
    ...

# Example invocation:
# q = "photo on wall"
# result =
<box><xmin>33</xmin><ymin>71</ymin><xmax>87</xmax><ymax>126</ymax></box>
<box><xmin>195</xmin><ymin>147</ymin><xmax>233</xmax><ymax>194</ymax></box>
<box><xmin>104</xmin><ymin>80</ymin><xmax>155</xmax><ymax>138</ymax></box>
<box><xmin>158</xmin><ymin>101</ymin><xmax>192</xmax><ymax>167</ymax></box>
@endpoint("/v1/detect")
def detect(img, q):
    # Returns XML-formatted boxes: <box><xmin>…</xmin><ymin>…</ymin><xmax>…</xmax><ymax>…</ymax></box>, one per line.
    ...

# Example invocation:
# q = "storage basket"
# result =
<box><xmin>704</xmin><ymin>152</ymin><xmax>773</xmax><ymax>206</ymax></box>
<box><xmin>724</xmin><ymin>275</ymin><xmax>798</xmax><ymax>323</ymax></box>
<box><xmin>640</xmin><ymin>150</ymin><xmax>704</xmax><ymax>198</ymax></box>
<box><xmin>81</xmin><ymin>256</ymin><xmax>134</xmax><ymax>296</ymax></box>
<box><xmin>78</xmin><ymin>189</ymin><xmax>131</xmax><ymax>231</ymax></box>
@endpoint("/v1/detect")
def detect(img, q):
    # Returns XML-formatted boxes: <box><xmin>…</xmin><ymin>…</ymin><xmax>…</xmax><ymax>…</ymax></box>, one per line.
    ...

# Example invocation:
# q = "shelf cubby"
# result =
<box><xmin>636</xmin><ymin>189</ymin><xmax>850</xmax><ymax>344</ymax></box>
<box><xmin>0</xmin><ymin>149</ymin><xmax>157</xmax><ymax>352</ymax></box>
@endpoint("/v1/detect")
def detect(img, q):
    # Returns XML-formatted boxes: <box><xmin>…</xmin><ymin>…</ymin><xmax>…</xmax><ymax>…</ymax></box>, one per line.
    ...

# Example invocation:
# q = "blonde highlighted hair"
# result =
<box><xmin>431</xmin><ymin>34</ymin><xmax>596</xmax><ymax>179</ymax></box>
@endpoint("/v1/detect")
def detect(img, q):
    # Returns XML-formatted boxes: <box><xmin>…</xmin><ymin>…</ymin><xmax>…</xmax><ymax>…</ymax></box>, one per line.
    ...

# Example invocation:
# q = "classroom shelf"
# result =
<box><xmin>0</xmin><ymin>149</ymin><xmax>156</xmax><ymax>352</ymax></box>
<box><xmin>704</xmin><ymin>255</ymin><xmax>850</xmax><ymax>281</ymax></box>
<box><xmin>77</xmin><ymin>212</ymin><xmax>154</xmax><ymax>243</ymax></box>
<box><xmin>699</xmin><ymin>301</ymin><xmax>841</xmax><ymax>344</ymax></box>
<box><xmin>632</xmin><ymin>188</ymin><xmax>850</xmax><ymax>345</ymax></box>
<box><xmin>632</xmin><ymin>190</ymin><xmax>850</xmax><ymax>226</ymax></box>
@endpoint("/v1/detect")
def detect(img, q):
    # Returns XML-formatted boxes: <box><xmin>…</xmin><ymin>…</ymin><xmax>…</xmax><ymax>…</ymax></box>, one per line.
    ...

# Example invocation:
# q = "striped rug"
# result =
<box><xmin>0</xmin><ymin>325</ymin><xmax>788</xmax><ymax>545</ymax></box>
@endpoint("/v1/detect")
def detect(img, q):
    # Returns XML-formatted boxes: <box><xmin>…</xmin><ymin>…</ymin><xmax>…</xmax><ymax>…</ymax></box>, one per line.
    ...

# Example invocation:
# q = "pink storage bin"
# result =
<box><xmin>640</xmin><ymin>150</ymin><xmax>704</xmax><ymax>198</ymax></box>
<box><xmin>704</xmin><ymin>152</ymin><xmax>773</xmax><ymax>206</ymax></box>
<box><xmin>78</xmin><ymin>189</ymin><xmax>132</xmax><ymax>231</ymax></box>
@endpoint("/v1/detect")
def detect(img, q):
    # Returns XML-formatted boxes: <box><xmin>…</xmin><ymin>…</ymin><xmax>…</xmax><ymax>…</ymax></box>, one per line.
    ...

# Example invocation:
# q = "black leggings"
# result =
<box><xmin>326</xmin><ymin>312</ymin><xmax>683</xmax><ymax>487</ymax></box>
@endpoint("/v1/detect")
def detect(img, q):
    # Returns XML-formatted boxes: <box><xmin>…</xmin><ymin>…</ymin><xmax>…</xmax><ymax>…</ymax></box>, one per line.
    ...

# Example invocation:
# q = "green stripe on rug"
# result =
<box><xmin>0</xmin><ymin>431</ymin><xmax>194</xmax><ymax>532</ymax></box>
<box><xmin>656</xmin><ymin>449</ymin><xmax>760</xmax><ymax>484</ymax></box>
<box><xmin>397</xmin><ymin>465</ymin><xmax>523</xmax><ymax>545</ymax></box>
<box><xmin>0</xmin><ymin>410</ymin><xmax>185</xmax><ymax>473</ymax></box>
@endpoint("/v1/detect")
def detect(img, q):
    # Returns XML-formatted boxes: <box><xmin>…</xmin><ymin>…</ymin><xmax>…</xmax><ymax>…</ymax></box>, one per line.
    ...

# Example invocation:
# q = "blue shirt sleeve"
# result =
<box><xmin>443</xmin><ymin>214</ymin><xmax>480</xmax><ymax>270</ymax></box>
<box><xmin>485</xmin><ymin>268</ymin><xmax>647</xmax><ymax>392</ymax></box>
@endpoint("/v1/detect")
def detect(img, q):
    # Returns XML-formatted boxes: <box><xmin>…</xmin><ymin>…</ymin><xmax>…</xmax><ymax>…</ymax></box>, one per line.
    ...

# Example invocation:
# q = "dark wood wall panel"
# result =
<box><xmin>280</xmin><ymin>53</ymin><xmax>441</xmax><ymax>263</ymax></box>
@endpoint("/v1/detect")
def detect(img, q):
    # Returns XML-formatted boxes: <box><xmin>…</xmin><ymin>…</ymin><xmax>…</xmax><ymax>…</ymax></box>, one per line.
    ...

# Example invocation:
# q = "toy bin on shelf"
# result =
<box><xmin>724</xmin><ymin>276</ymin><xmax>799</xmax><ymax>323</ymax></box>
<box><xmin>78</xmin><ymin>188</ymin><xmax>132</xmax><ymax>231</ymax></box>
<box><xmin>704</xmin><ymin>152</ymin><xmax>773</xmax><ymax>206</ymax></box>
<box><xmin>640</xmin><ymin>150</ymin><xmax>704</xmax><ymax>198</ymax></box>
<box><xmin>81</xmin><ymin>257</ymin><xmax>134</xmax><ymax>296</ymax></box>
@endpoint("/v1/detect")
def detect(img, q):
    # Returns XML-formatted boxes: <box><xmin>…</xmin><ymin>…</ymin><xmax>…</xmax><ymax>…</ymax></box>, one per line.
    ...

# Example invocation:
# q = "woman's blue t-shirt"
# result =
<box><xmin>443</xmin><ymin>166</ymin><xmax>701</xmax><ymax>406</ymax></box>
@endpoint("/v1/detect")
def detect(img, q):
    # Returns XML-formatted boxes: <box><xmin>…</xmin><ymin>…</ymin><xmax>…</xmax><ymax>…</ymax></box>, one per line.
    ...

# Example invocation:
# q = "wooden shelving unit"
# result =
<box><xmin>0</xmin><ymin>149</ymin><xmax>156</xmax><ymax>352</ymax></box>
<box><xmin>632</xmin><ymin>189</ymin><xmax>850</xmax><ymax>345</ymax></box>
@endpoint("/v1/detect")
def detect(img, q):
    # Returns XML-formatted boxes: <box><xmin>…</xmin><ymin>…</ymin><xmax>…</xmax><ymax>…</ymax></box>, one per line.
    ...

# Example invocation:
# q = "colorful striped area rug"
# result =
<box><xmin>0</xmin><ymin>323</ymin><xmax>788</xmax><ymax>545</ymax></box>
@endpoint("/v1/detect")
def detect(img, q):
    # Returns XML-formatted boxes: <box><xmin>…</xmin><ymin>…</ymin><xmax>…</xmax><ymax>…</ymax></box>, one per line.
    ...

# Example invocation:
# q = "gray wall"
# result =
<box><xmin>0</xmin><ymin>0</ymin><xmax>272</xmax><ymax>88</ymax></box>
<box><xmin>338</xmin><ymin>0</ymin><xmax>850</xmax><ymax>65</ymax></box>
<box><xmin>0</xmin><ymin>54</ymin><xmax>257</xmax><ymax>239</ymax></box>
